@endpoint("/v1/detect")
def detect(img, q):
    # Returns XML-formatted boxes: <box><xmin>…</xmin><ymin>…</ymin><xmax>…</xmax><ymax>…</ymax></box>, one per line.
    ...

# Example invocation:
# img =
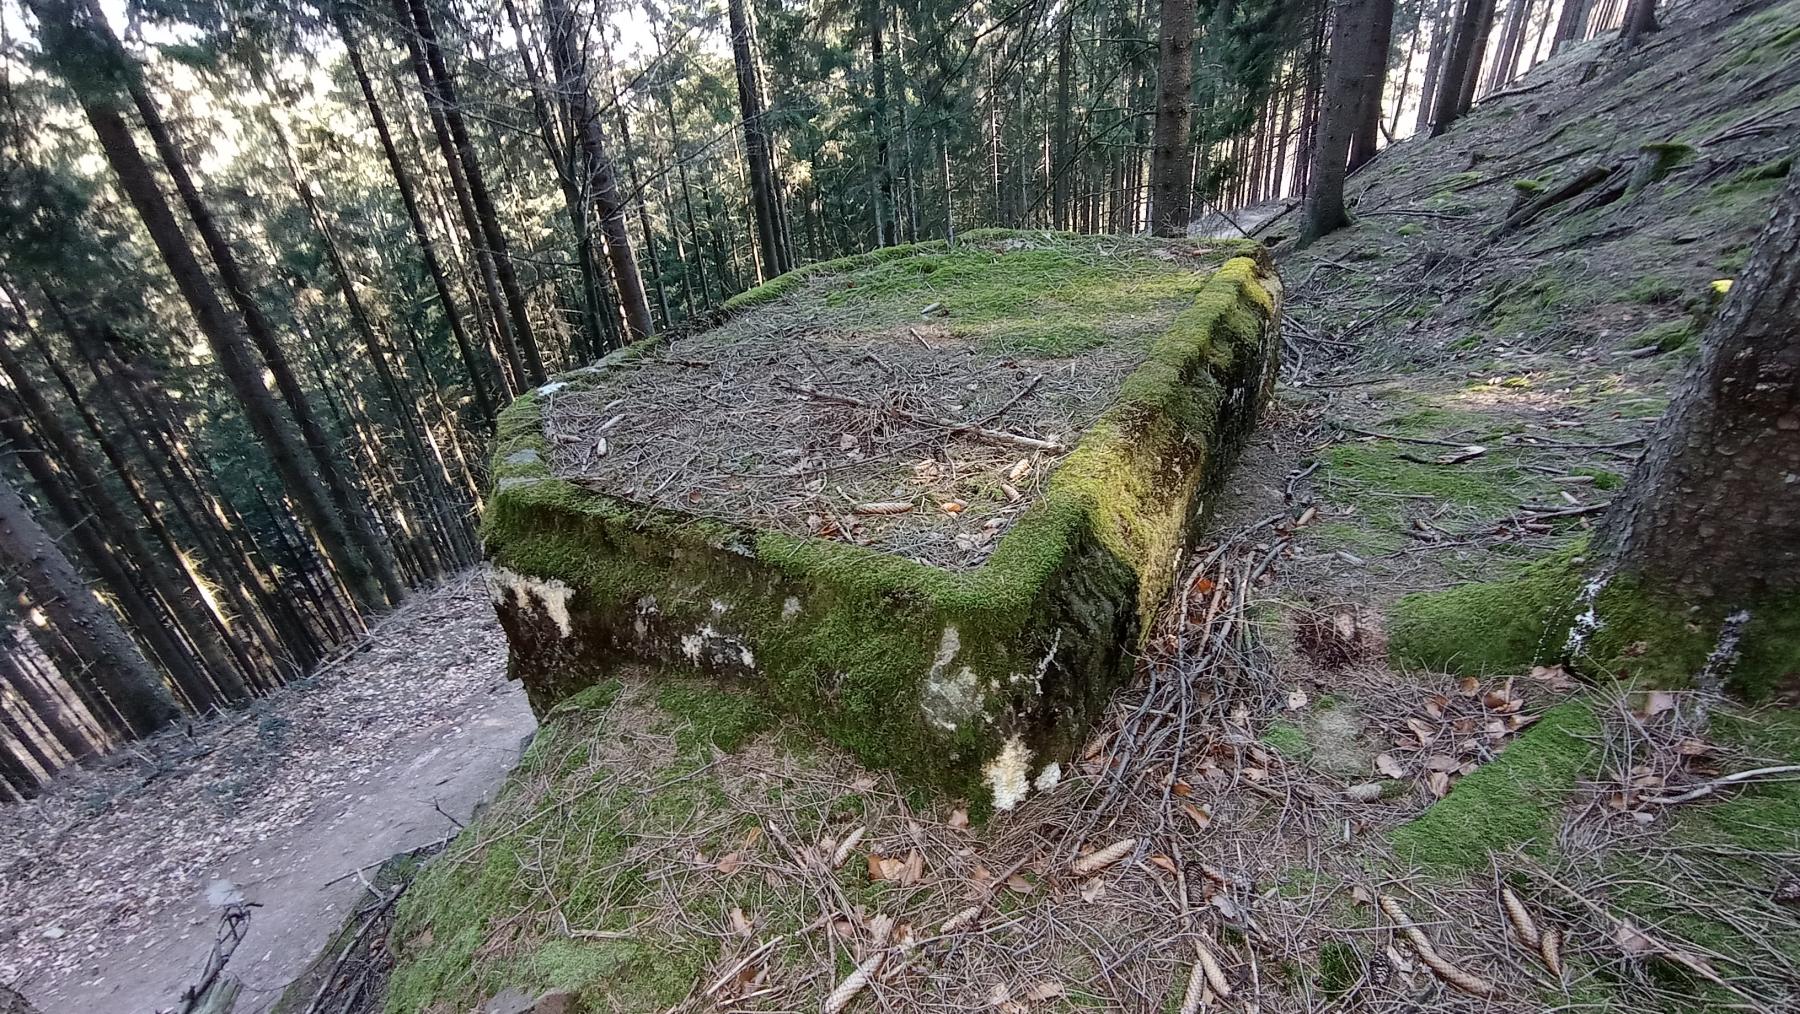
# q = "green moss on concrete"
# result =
<box><xmin>1390</xmin><ymin>700</ymin><xmax>1599</xmax><ymax>872</ymax></box>
<box><xmin>1388</xmin><ymin>542</ymin><xmax>1800</xmax><ymax>699</ymax></box>
<box><xmin>483</xmin><ymin>243</ymin><xmax>1281</xmax><ymax>803</ymax></box>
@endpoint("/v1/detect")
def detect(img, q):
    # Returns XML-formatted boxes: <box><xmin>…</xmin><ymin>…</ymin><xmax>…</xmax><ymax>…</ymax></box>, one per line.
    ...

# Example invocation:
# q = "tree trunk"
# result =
<box><xmin>0</xmin><ymin>474</ymin><xmax>178</xmax><ymax>736</ymax></box>
<box><xmin>1304</xmin><ymin>0</ymin><xmax>1381</xmax><ymax>241</ymax></box>
<box><xmin>1619</xmin><ymin>0</ymin><xmax>1656</xmax><ymax>45</ymax></box>
<box><xmin>1596</xmin><ymin>163</ymin><xmax>1800</xmax><ymax>607</ymax></box>
<box><xmin>1415</xmin><ymin>0</ymin><xmax>1452</xmax><ymax>134</ymax></box>
<box><xmin>541</xmin><ymin>0</ymin><xmax>656</xmax><ymax>344</ymax></box>
<box><xmin>728</xmin><ymin>0</ymin><xmax>789</xmax><ymax>275</ymax></box>
<box><xmin>1552</xmin><ymin>0</ymin><xmax>1591</xmax><ymax>52</ymax></box>
<box><xmin>869</xmin><ymin>0</ymin><xmax>894</xmax><ymax>246</ymax></box>
<box><xmin>29</xmin><ymin>0</ymin><xmax>401</xmax><ymax>614</ymax></box>
<box><xmin>335</xmin><ymin>3</ymin><xmax>500</xmax><ymax>426</ymax></box>
<box><xmin>1053</xmin><ymin>16</ymin><xmax>1075</xmax><ymax>230</ymax></box>
<box><xmin>1346</xmin><ymin>0</ymin><xmax>1396</xmax><ymax>172</ymax></box>
<box><xmin>1453</xmin><ymin>0</ymin><xmax>1499</xmax><ymax>113</ymax></box>
<box><xmin>1149</xmin><ymin>0</ymin><xmax>1196</xmax><ymax>236</ymax></box>
<box><xmin>395</xmin><ymin>0</ymin><xmax>548</xmax><ymax>384</ymax></box>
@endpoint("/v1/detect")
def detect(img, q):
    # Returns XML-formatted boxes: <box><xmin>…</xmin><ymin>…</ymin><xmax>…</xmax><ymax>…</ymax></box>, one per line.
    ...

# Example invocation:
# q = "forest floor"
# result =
<box><xmin>378</xmin><ymin>3</ymin><xmax>1800</xmax><ymax>1013</ymax></box>
<box><xmin>0</xmin><ymin>574</ymin><xmax>535</xmax><ymax>1014</ymax></box>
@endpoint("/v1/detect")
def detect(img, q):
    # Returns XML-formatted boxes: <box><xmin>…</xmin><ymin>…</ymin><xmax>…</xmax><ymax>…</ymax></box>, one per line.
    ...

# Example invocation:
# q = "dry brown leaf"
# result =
<box><xmin>941</xmin><ymin>499</ymin><xmax>967</xmax><ymax>515</ymax></box>
<box><xmin>729</xmin><ymin>906</ymin><xmax>753</xmax><ymax>938</ymax></box>
<box><xmin>1025</xmin><ymin>981</ymin><xmax>1066</xmax><ymax>1001</ymax></box>
<box><xmin>1427</xmin><ymin>771</ymin><xmax>1452</xmax><ymax>798</ymax></box>
<box><xmin>1079</xmin><ymin>877</ymin><xmax>1107</xmax><ymax>902</ymax></box>
<box><xmin>1287</xmin><ymin>687</ymin><xmax>1310</xmax><ymax>710</ymax></box>
<box><xmin>948</xmin><ymin>808</ymin><xmax>970</xmax><ymax>829</ymax></box>
<box><xmin>1424</xmin><ymin>754</ymin><xmax>1460</xmax><ymax>773</ymax></box>
<box><xmin>1180</xmin><ymin>802</ymin><xmax>1213</xmax><ymax>830</ymax></box>
<box><xmin>1376</xmin><ymin>753</ymin><xmax>1407</xmax><ymax>778</ymax></box>
<box><xmin>1457</xmin><ymin>677</ymin><xmax>1481</xmax><ymax>697</ymax></box>
<box><xmin>1004</xmin><ymin>873</ymin><xmax>1035</xmax><ymax>895</ymax></box>
<box><xmin>1614</xmin><ymin>920</ymin><xmax>1657</xmax><ymax>955</ymax></box>
<box><xmin>1148</xmin><ymin>854</ymin><xmax>1179</xmax><ymax>875</ymax></box>
<box><xmin>716</xmin><ymin>851</ymin><xmax>744</xmax><ymax>875</ymax></box>
<box><xmin>1406</xmin><ymin>717</ymin><xmax>1438</xmax><ymax>746</ymax></box>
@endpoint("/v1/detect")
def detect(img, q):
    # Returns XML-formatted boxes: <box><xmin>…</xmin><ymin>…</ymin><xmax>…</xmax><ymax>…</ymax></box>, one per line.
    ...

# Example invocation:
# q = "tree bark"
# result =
<box><xmin>1346</xmin><ymin>0</ymin><xmax>1396</xmax><ymax>172</ymax></box>
<box><xmin>0</xmin><ymin>473</ymin><xmax>178</xmax><ymax>736</ymax></box>
<box><xmin>1619</xmin><ymin>0</ymin><xmax>1656</xmax><ymax>45</ymax></box>
<box><xmin>1149</xmin><ymin>0</ymin><xmax>1196</xmax><ymax>236</ymax></box>
<box><xmin>1429</xmin><ymin>0</ymin><xmax>1482</xmax><ymax>134</ymax></box>
<box><xmin>541</xmin><ymin>0</ymin><xmax>656</xmax><ymax>344</ymax></box>
<box><xmin>1595</xmin><ymin>164</ymin><xmax>1800</xmax><ymax>604</ymax></box>
<box><xmin>728</xmin><ymin>0</ymin><xmax>789</xmax><ymax>275</ymax></box>
<box><xmin>1552</xmin><ymin>0</ymin><xmax>1591</xmax><ymax>52</ymax></box>
<box><xmin>1453</xmin><ymin>0</ymin><xmax>1500</xmax><ymax>113</ymax></box>
<box><xmin>395</xmin><ymin>0</ymin><xmax>548</xmax><ymax>384</ymax></box>
<box><xmin>1304</xmin><ymin>0</ymin><xmax>1381</xmax><ymax>241</ymax></box>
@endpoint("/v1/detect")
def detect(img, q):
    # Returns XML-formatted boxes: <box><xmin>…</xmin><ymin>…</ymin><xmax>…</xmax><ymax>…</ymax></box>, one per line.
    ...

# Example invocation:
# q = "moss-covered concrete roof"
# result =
<box><xmin>534</xmin><ymin>232</ymin><xmax>1252</xmax><ymax>570</ymax></box>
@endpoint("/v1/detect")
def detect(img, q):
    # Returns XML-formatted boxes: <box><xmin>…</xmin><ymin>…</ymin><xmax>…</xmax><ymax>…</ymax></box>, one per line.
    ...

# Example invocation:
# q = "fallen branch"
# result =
<box><xmin>1498</xmin><ymin>165</ymin><xmax>1615</xmax><ymax>233</ymax></box>
<box><xmin>1640</xmin><ymin>764</ymin><xmax>1800</xmax><ymax>805</ymax></box>
<box><xmin>780</xmin><ymin>381</ymin><xmax>1065</xmax><ymax>452</ymax></box>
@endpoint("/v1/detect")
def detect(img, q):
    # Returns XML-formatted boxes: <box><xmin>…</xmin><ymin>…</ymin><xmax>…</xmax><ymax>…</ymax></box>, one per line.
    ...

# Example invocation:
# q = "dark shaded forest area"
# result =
<box><xmin>0</xmin><ymin>0</ymin><xmax>1650</xmax><ymax>797</ymax></box>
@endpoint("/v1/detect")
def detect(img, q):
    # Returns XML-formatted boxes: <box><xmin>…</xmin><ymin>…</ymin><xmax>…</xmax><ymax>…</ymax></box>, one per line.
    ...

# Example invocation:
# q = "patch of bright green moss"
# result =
<box><xmin>1622</xmin><ymin>275</ymin><xmax>1683</xmax><ymax>305</ymax></box>
<box><xmin>1631</xmin><ymin>317</ymin><xmax>1698</xmax><ymax>353</ymax></box>
<box><xmin>1322</xmin><ymin>441</ymin><xmax>1524</xmax><ymax>534</ymax></box>
<box><xmin>1262</xmin><ymin>721</ymin><xmax>1309</xmax><ymax>758</ymax></box>
<box><xmin>1390</xmin><ymin>700</ymin><xmax>1599</xmax><ymax>872</ymax></box>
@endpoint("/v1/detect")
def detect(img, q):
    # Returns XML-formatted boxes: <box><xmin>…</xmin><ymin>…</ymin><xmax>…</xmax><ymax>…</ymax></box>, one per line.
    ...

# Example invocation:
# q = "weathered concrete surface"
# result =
<box><xmin>483</xmin><ymin>234</ymin><xmax>1280</xmax><ymax>809</ymax></box>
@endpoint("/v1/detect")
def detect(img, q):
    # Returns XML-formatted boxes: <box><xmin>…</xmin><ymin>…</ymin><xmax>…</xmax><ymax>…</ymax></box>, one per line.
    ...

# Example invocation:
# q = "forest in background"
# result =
<box><xmin>0</xmin><ymin>0</ymin><xmax>1645</xmax><ymax>798</ymax></box>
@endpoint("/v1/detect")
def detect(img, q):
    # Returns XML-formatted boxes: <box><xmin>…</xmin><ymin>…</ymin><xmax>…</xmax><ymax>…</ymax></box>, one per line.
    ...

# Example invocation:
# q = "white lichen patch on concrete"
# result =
<box><xmin>488</xmin><ymin>566</ymin><xmax>575</xmax><ymax>638</ymax></box>
<box><xmin>984</xmin><ymin>736</ymin><xmax>1034</xmax><ymax>811</ymax></box>
<box><xmin>921</xmin><ymin>627</ymin><xmax>984</xmax><ymax>732</ymax></box>
<box><xmin>680</xmin><ymin>624</ymin><xmax>756</xmax><ymax>670</ymax></box>
<box><xmin>1033</xmin><ymin>761</ymin><xmax>1062</xmax><ymax>793</ymax></box>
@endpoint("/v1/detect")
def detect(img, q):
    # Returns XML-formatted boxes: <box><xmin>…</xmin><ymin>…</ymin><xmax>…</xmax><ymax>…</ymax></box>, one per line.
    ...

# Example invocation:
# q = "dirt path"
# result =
<box><xmin>0</xmin><ymin>573</ymin><xmax>535</xmax><ymax>1014</ymax></box>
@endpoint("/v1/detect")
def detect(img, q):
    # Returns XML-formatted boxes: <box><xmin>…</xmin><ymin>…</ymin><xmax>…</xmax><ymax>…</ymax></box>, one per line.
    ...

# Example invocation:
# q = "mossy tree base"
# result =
<box><xmin>1387</xmin><ymin>543</ymin><xmax>1800</xmax><ymax>699</ymax></box>
<box><xmin>483</xmin><ymin>236</ymin><xmax>1282</xmax><ymax>809</ymax></box>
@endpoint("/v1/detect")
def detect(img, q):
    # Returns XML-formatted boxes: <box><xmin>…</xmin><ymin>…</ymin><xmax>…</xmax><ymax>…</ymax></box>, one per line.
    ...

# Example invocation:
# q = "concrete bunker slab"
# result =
<box><xmin>483</xmin><ymin>231</ymin><xmax>1281</xmax><ymax>809</ymax></box>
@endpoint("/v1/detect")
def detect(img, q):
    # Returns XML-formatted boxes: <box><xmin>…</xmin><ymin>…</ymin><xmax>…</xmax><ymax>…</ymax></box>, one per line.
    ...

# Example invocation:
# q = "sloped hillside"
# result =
<box><xmin>370</xmin><ymin>4</ymin><xmax>1800</xmax><ymax>1013</ymax></box>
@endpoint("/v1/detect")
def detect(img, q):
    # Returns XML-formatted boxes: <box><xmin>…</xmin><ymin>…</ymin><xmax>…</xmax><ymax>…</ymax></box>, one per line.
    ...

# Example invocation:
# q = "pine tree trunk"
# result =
<box><xmin>1453</xmin><ymin>0</ymin><xmax>1499</xmax><ymax>113</ymax></box>
<box><xmin>728</xmin><ymin>0</ymin><xmax>789</xmax><ymax>275</ymax></box>
<box><xmin>1619</xmin><ymin>0</ymin><xmax>1657</xmax><ymax>45</ymax></box>
<box><xmin>1346</xmin><ymin>0</ymin><xmax>1396</xmax><ymax>172</ymax></box>
<box><xmin>1430</xmin><ymin>0</ymin><xmax>1480</xmax><ymax>134</ymax></box>
<box><xmin>1596</xmin><ymin>164</ymin><xmax>1800</xmax><ymax>604</ymax></box>
<box><xmin>1149</xmin><ymin>0</ymin><xmax>1197</xmax><ymax>236</ymax></box>
<box><xmin>869</xmin><ymin>0</ymin><xmax>894</xmax><ymax>246</ymax></box>
<box><xmin>1304</xmin><ymin>0</ymin><xmax>1381</xmax><ymax>241</ymax></box>
<box><xmin>541</xmin><ymin>0</ymin><xmax>656</xmax><ymax>344</ymax></box>
<box><xmin>395</xmin><ymin>0</ymin><xmax>547</xmax><ymax>384</ymax></box>
<box><xmin>1053</xmin><ymin>17</ymin><xmax>1075</xmax><ymax>230</ymax></box>
<box><xmin>336</xmin><ymin>3</ymin><xmax>500</xmax><ymax>425</ymax></box>
<box><xmin>1415</xmin><ymin>0</ymin><xmax>1452</xmax><ymax>133</ymax></box>
<box><xmin>1552</xmin><ymin>0</ymin><xmax>1591</xmax><ymax>52</ymax></box>
<box><xmin>0</xmin><ymin>474</ymin><xmax>178</xmax><ymax>736</ymax></box>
